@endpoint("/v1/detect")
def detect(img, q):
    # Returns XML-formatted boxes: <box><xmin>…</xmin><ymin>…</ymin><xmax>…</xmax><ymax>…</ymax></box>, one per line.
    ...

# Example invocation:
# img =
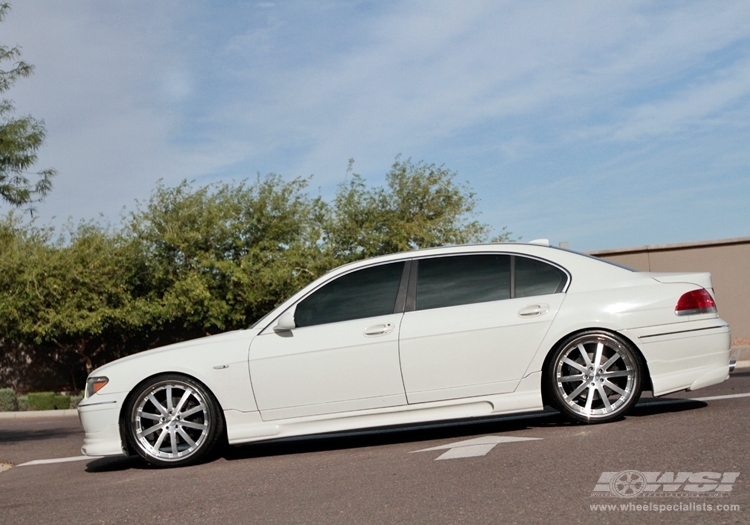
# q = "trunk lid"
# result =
<box><xmin>643</xmin><ymin>271</ymin><xmax>714</xmax><ymax>290</ymax></box>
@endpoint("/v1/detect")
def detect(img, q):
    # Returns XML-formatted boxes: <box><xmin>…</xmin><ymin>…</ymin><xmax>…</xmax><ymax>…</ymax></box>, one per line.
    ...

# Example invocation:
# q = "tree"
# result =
<box><xmin>323</xmin><ymin>158</ymin><xmax>503</xmax><ymax>261</ymax></box>
<box><xmin>0</xmin><ymin>3</ymin><xmax>56</xmax><ymax>209</ymax></box>
<box><xmin>0</xmin><ymin>216</ymin><xmax>147</xmax><ymax>386</ymax></box>
<box><xmin>127</xmin><ymin>175</ymin><xmax>328</xmax><ymax>337</ymax></box>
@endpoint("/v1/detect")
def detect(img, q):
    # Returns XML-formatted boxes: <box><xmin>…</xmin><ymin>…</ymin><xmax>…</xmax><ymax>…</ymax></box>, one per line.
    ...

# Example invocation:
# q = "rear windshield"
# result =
<box><xmin>559</xmin><ymin>247</ymin><xmax>636</xmax><ymax>272</ymax></box>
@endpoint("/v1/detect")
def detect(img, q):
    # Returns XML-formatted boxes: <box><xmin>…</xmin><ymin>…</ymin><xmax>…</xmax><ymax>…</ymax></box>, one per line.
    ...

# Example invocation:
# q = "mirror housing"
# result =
<box><xmin>273</xmin><ymin>311</ymin><xmax>296</xmax><ymax>332</ymax></box>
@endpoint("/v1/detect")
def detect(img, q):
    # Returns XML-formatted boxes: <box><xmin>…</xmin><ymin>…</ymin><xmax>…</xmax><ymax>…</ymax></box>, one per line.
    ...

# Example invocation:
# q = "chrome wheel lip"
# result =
<box><xmin>131</xmin><ymin>380</ymin><xmax>211</xmax><ymax>462</ymax></box>
<box><xmin>554</xmin><ymin>335</ymin><xmax>637</xmax><ymax>419</ymax></box>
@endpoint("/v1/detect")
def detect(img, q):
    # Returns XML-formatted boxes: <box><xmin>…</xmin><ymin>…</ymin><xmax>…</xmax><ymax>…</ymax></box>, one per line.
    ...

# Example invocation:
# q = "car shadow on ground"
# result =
<box><xmin>83</xmin><ymin>397</ymin><xmax>706</xmax><ymax>473</ymax></box>
<box><xmin>85</xmin><ymin>454</ymin><xmax>144</xmax><ymax>472</ymax></box>
<box><xmin>628</xmin><ymin>397</ymin><xmax>707</xmax><ymax>417</ymax></box>
<box><xmin>222</xmin><ymin>409</ymin><xmax>566</xmax><ymax>462</ymax></box>
<box><xmin>221</xmin><ymin>397</ymin><xmax>709</xmax><ymax>462</ymax></box>
<box><xmin>0</xmin><ymin>427</ymin><xmax>82</xmax><ymax>444</ymax></box>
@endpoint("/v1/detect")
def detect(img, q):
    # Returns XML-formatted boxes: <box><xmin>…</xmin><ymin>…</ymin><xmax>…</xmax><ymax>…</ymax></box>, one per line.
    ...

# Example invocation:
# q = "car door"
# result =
<box><xmin>399</xmin><ymin>254</ymin><xmax>568</xmax><ymax>404</ymax></box>
<box><xmin>249</xmin><ymin>261</ymin><xmax>409</xmax><ymax>421</ymax></box>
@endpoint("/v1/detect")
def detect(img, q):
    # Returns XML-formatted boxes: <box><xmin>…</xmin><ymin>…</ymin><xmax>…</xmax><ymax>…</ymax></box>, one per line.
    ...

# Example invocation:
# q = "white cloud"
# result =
<box><xmin>205</xmin><ymin>1</ymin><xmax>750</xmax><ymax>181</ymax></box>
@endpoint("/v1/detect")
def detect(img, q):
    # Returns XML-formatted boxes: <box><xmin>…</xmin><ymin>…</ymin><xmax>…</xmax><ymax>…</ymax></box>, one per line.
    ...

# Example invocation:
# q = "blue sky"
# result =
<box><xmin>3</xmin><ymin>1</ymin><xmax>749</xmax><ymax>251</ymax></box>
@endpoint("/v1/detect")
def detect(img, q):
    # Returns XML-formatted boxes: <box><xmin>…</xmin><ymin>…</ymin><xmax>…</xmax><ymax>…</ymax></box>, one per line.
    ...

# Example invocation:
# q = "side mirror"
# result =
<box><xmin>273</xmin><ymin>311</ymin><xmax>296</xmax><ymax>332</ymax></box>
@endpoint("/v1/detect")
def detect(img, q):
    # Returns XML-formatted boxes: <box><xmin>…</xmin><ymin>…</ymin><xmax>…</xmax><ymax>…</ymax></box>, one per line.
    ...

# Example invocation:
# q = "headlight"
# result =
<box><xmin>86</xmin><ymin>376</ymin><xmax>109</xmax><ymax>397</ymax></box>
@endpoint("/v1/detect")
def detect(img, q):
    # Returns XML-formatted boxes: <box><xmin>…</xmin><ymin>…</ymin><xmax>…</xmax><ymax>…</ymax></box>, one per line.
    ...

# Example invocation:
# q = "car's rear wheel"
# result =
<box><xmin>546</xmin><ymin>331</ymin><xmax>643</xmax><ymax>423</ymax></box>
<box><xmin>125</xmin><ymin>374</ymin><xmax>223</xmax><ymax>467</ymax></box>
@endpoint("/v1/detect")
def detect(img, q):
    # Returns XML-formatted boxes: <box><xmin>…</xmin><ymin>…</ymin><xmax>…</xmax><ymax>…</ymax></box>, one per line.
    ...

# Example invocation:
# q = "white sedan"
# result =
<box><xmin>78</xmin><ymin>242</ymin><xmax>732</xmax><ymax>467</ymax></box>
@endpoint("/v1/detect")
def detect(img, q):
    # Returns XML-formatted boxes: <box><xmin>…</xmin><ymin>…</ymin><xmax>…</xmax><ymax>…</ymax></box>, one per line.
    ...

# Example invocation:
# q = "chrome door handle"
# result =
<box><xmin>364</xmin><ymin>323</ymin><xmax>395</xmax><ymax>336</ymax></box>
<box><xmin>518</xmin><ymin>304</ymin><xmax>549</xmax><ymax>317</ymax></box>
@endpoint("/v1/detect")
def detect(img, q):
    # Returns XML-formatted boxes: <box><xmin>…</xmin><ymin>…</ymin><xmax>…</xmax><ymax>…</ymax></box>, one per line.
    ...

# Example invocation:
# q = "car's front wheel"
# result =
<box><xmin>125</xmin><ymin>374</ymin><xmax>224</xmax><ymax>467</ymax></box>
<box><xmin>545</xmin><ymin>331</ymin><xmax>643</xmax><ymax>423</ymax></box>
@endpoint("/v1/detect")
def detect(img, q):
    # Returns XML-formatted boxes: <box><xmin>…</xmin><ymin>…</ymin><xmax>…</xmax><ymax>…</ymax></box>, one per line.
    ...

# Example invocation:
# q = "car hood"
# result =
<box><xmin>91</xmin><ymin>328</ymin><xmax>257</xmax><ymax>377</ymax></box>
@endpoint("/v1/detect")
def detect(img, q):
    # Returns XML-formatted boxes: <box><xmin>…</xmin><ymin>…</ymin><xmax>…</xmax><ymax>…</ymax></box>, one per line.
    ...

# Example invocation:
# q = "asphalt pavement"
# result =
<box><xmin>1</xmin><ymin>372</ymin><xmax>748</xmax><ymax>525</ymax></box>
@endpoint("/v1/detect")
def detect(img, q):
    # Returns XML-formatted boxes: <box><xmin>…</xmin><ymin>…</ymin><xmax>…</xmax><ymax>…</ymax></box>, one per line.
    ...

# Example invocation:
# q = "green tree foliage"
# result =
<box><xmin>325</xmin><ymin>158</ymin><xmax>497</xmax><ymax>261</ymax></box>
<box><xmin>0</xmin><ymin>216</ymin><xmax>146</xmax><ymax>385</ymax></box>
<box><xmin>0</xmin><ymin>3</ymin><xmax>56</xmax><ymax>209</ymax></box>
<box><xmin>127</xmin><ymin>175</ymin><xmax>328</xmax><ymax>339</ymax></box>
<box><xmin>0</xmin><ymin>162</ymin><xmax>511</xmax><ymax>390</ymax></box>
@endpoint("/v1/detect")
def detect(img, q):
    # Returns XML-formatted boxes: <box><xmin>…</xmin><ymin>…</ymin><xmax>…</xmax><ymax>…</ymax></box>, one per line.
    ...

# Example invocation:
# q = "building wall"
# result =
<box><xmin>588</xmin><ymin>237</ymin><xmax>750</xmax><ymax>341</ymax></box>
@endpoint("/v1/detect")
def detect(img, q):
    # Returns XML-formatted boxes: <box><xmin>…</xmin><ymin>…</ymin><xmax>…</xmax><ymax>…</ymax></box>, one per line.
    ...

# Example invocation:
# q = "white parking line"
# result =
<box><xmin>691</xmin><ymin>392</ymin><xmax>750</xmax><ymax>402</ymax></box>
<box><xmin>17</xmin><ymin>455</ymin><xmax>100</xmax><ymax>467</ymax></box>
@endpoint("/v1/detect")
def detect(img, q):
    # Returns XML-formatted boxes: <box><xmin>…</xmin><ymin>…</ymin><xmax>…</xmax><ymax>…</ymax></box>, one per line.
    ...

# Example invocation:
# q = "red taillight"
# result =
<box><xmin>675</xmin><ymin>289</ymin><xmax>717</xmax><ymax>316</ymax></box>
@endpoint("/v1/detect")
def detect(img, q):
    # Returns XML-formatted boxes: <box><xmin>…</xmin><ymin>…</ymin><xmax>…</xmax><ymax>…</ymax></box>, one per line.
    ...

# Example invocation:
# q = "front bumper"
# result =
<box><xmin>78</xmin><ymin>394</ymin><xmax>128</xmax><ymax>457</ymax></box>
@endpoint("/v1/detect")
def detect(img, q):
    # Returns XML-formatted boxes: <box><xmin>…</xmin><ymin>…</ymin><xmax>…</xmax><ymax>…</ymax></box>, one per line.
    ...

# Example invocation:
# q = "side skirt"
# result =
<box><xmin>224</xmin><ymin>372</ymin><xmax>543</xmax><ymax>445</ymax></box>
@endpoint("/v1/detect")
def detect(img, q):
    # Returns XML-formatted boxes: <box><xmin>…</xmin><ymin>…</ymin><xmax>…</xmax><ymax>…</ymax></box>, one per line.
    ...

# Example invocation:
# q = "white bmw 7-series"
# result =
<box><xmin>78</xmin><ymin>242</ymin><xmax>732</xmax><ymax>467</ymax></box>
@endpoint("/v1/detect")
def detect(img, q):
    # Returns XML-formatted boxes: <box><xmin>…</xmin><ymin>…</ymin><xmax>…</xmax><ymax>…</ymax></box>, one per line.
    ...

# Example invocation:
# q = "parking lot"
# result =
<box><xmin>1</xmin><ymin>371</ymin><xmax>748</xmax><ymax>525</ymax></box>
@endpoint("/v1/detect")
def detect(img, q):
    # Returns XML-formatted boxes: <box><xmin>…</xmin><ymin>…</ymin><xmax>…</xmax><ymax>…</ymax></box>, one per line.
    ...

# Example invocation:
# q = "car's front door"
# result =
<box><xmin>399</xmin><ymin>254</ymin><xmax>568</xmax><ymax>404</ymax></box>
<box><xmin>249</xmin><ymin>261</ymin><xmax>408</xmax><ymax>421</ymax></box>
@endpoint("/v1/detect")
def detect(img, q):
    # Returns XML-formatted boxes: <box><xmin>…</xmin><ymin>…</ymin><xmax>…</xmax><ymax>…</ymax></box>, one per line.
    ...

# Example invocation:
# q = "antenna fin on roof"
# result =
<box><xmin>529</xmin><ymin>239</ymin><xmax>550</xmax><ymax>246</ymax></box>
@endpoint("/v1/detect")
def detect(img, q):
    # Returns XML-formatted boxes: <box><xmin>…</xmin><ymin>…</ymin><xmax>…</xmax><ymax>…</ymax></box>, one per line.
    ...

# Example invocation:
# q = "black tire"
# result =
<box><xmin>545</xmin><ymin>330</ymin><xmax>643</xmax><ymax>424</ymax></box>
<box><xmin>124</xmin><ymin>374</ymin><xmax>224</xmax><ymax>467</ymax></box>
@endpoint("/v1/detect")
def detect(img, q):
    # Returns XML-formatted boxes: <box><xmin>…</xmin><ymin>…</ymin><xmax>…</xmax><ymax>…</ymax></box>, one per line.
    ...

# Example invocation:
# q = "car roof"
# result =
<box><xmin>328</xmin><ymin>243</ymin><xmax>574</xmax><ymax>271</ymax></box>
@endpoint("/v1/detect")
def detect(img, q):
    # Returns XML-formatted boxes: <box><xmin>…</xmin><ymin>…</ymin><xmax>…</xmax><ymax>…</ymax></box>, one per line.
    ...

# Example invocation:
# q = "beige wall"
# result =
<box><xmin>588</xmin><ymin>237</ymin><xmax>750</xmax><ymax>341</ymax></box>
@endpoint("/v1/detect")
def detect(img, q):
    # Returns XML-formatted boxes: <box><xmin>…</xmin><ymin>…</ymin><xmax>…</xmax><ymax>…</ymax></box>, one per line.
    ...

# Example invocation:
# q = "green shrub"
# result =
<box><xmin>17</xmin><ymin>395</ymin><xmax>28</xmax><ymax>411</ymax></box>
<box><xmin>26</xmin><ymin>392</ymin><xmax>72</xmax><ymax>410</ymax></box>
<box><xmin>69</xmin><ymin>394</ymin><xmax>83</xmax><ymax>409</ymax></box>
<box><xmin>0</xmin><ymin>388</ymin><xmax>18</xmax><ymax>411</ymax></box>
<box><xmin>27</xmin><ymin>392</ymin><xmax>56</xmax><ymax>410</ymax></box>
<box><xmin>53</xmin><ymin>395</ymin><xmax>71</xmax><ymax>410</ymax></box>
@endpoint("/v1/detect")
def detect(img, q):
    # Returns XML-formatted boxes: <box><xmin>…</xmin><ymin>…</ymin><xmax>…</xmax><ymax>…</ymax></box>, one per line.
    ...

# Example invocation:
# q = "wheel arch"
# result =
<box><xmin>539</xmin><ymin>327</ymin><xmax>653</xmax><ymax>407</ymax></box>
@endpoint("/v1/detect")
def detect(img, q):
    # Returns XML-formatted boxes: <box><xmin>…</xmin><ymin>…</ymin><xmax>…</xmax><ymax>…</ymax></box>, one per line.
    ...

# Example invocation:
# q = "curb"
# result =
<box><xmin>0</xmin><ymin>409</ymin><xmax>78</xmax><ymax>419</ymax></box>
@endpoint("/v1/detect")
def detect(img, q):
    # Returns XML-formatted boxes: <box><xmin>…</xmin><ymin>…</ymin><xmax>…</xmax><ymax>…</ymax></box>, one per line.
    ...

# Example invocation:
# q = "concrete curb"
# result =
<box><xmin>0</xmin><ymin>409</ymin><xmax>78</xmax><ymax>419</ymax></box>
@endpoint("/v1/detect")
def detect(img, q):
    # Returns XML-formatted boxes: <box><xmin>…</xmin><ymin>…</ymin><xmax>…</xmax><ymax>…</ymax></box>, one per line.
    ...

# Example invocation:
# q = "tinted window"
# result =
<box><xmin>295</xmin><ymin>262</ymin><xmax>405</xmax><ymax>327</ymax></box>
<box><xmin>416</xmin><ymin>255</ymin><xmax>510</xmax><ymax>310</ymax></box>
<box><xmin>515</xmin><ymin>256</ymin><xmax>567</xmax><ymax>298</ymax></box>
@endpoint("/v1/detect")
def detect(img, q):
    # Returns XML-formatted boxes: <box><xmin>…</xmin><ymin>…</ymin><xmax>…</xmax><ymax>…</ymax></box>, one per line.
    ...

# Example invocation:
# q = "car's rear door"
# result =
<box><xmin>398</xmin><ymin>254</ymin><xmax>567</xmax><ymax>404</ymax></box>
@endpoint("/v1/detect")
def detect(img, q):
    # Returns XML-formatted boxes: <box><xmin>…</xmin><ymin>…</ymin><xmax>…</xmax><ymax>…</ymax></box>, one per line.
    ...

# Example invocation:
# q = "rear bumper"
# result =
<box><xmin>621</xmin><ymin>318</ymin><xmax>731</xmax><ymax>396</ymax></box>
<box><xmin>78</xmin><ymin>394</ymin><xmax>128</xmax><ymax>457</ymax></box>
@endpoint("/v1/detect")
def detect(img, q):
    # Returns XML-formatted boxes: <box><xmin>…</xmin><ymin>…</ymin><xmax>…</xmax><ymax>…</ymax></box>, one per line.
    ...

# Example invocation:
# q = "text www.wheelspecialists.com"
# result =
<box><xmin>590</xmin><ymin>502</ymin><xmax>741</xmax><ymax>513</ymax></box>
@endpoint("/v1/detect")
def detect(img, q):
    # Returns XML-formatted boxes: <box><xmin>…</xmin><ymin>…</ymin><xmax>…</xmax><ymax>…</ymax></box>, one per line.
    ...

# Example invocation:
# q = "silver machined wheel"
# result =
<box><xmin>550</xmin><ymin>332</ymin><xmax>641</xmax><ymax>422</ymax></box>
<box><xmin>130</xmin><ymin>378</ymin><xmax>213</xmax><ymax>463</ymax></box>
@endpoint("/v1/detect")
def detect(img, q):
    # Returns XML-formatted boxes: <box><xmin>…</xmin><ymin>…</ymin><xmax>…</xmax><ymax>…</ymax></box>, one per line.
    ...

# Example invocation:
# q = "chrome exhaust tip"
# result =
<box><xmin>729</xmin><ymin>359</ymin><xmax>736</xmax><ymax>373</ymax></box>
